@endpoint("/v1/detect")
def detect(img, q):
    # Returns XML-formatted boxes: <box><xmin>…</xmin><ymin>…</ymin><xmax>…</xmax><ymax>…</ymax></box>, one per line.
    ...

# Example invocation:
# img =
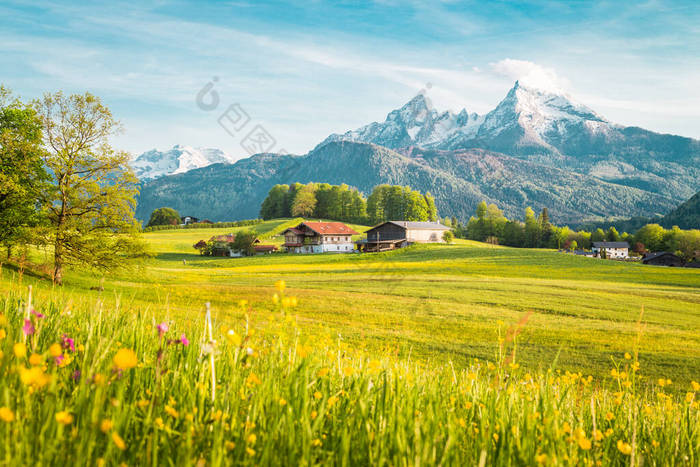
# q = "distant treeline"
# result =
<box><xmin>449</xmin><ymin>201</ymin><xmax>700</xmax><ymax>260</ymax></box>
<box><xmin>142</xmin><ymin>219</ymin><xmax>263</xmax><ymax>232</ymax></box>
<box><xmin>260</xmin><ymin>183</ymin><xmax>438</xmax><ymax>225</ymax></box>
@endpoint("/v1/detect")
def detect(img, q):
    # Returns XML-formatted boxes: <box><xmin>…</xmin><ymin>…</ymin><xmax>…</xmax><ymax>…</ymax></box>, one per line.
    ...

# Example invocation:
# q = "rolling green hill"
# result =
<box><xmin>6</xmin><ymin>219</ymin><xmax>698</xmax><ymax>384</ymax></box>
<box><xmin>661</xmin><ymin>190</ymin><xmax>700</xmax><ymax>229</ymax></box>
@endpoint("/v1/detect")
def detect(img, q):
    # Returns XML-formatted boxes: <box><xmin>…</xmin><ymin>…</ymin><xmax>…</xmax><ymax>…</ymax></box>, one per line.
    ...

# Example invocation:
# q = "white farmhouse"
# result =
<box><xmin>282</xmin><ymin>222</ymin><xmax>359</xmax><ymax>254</ymax></box>
<box><xmin>591</xmin><ymin>241</ymin><xmax>629</xmax><ymax>259</ymax></box>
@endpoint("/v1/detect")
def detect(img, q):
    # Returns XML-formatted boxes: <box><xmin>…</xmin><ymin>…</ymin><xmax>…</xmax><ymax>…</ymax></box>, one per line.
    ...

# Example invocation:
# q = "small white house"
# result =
<box><xmin>592</xmin><ymin>241</ymin><xmax>629</xmax><ymax>259</ymax></box>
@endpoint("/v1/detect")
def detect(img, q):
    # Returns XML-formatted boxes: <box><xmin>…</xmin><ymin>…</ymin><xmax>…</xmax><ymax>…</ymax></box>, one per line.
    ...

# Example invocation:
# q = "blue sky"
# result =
<box><xmin>2</xmin><ymin>0</ymin><xmax>699</xmax><ymax>159</ymax></box>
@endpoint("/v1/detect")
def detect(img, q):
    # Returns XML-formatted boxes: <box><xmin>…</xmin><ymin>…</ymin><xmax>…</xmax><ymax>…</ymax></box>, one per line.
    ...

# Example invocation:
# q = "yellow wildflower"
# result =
<box><xmin>605</xmin><ymin>412</ymin><xmax>614</xmax><ymax>421</ymax></box>
<box><xmin>578</xmin><ymin>437</ymin><xmax>592</xmax><ymax>450</ymax></box>
<box><xmin>651</xmin><ymin>440</ymin><xmax>659</xmax><ymax>448</ymax></box>
<box><xmin>274</xmin><ymin>280</ymin><xmax>286</xmax><ymax>293</ymax></box>
<box><xmin>624</xmin><ymin>352</ymin><xmax>631</xmax><ymax>360</ymax></box>
<box><xmin>617</xmin><ymin>440</ymin><xmax>632</xmax><ymax>455</ymax></box>
<box><xmin>136</xmin><ymin>399</ymin><xmax>150</xmax><ymax>408</ymax></box>
<box><xmin>535</xmin><ymin>453</ymin><xmax>547</xmax><ymax>464</ymax></box>
<box><xmin>28</xmin><ymin>353</ymin><xmax>43</xmax><ymax>366</ymax></box>
<box><xmin>0</xmin><ymin>329</ymin><xmax>5</xmax><ymax>340</ymax></box>
<box><xmin>49</xmin><ymin>343</ymin><xmax>63</xmax><ymax>358</ymax></box>
<box><xmin>112</xmin><ymin>432</ymin><xmax>126</xmax><ymax>450</ymax></box>
<box><xmin>19</xmin><ymin>366</ymin><xmax>51</xmax><ymax>388</ymax></box>
<box><xmin>493</xmin><ymin>433</ymin><xmax>499</xmax><ymax>442</ymax></box>
<box><xmin>0</xmin><ymin>407</ymin><xmax>15</xmax><ymax>423</ymax></box>
<box><xmin>247</xmin><ymin>433</ymin><xmax>257</xmax><ymax>444</ymax></box>
<box><xmin>311</xmin><ymin>410</ymin><xmax>318</xmax><ymax>420</ymax></box>
<box><xmin>55</xmin><ymin>411</ymin><xmax>74</xmax><ymax>425</ymax></box>
<box><xmin>692</xmin><ymin>381</ymin><xmax>700</xmax><ymax>391</ymax></box>
<box><xmin>313</xmin><ymin>391</ymin><xmax>322</xmax><ymax>400</ymax></box>
<box><xmin>113</xmin><ymin>348</ymin><xmax>137</xmax><ymax>370</ymax></box>
<box><xmin>465</xmin><ymin>401</ymin><xmax>473</xmax><ymax>409</ymax></box>
<box><xmin>165</xmin><ymin>405</ymin><xmax>179</xmax><ymax>418</ymax></box>
<box><xmin>318</xmin><ymin>368</ymin><xmax>330</xmax><ymax>378</ymax></box>
<box><xmin>245</xmin><ymin>373</ymin><xmax>261</xmax><ymax>387</ymax></box>
<box><xmin>100</xmin><ymin>419</ymin><xmax>113</xmax><ymax>433</ymax></box>
<box><xmin>13</xmin><ymin>342</ymin><xmax>27</xmax><ymax>359</ymax></box>
<box><xmin>225</xmin><ymin>441</ymin><xmax>235</xmax><ymax>451</ymax></box>
<box><xmin>342</xmin><ymin>366</ymin><xmax>354</xmax><ymax>377</ymax></box>
<box><xmin>279</xmin><ymin>398</ymin><xmax>287</xmax><ymax>406</ymax></box>
<box><xmin>155</xmin><ymin>417</ymin><xmax>165</xmax><ymax>429</ymax></box>
<box><xmin>246</xmin><ymin>448</ymin><xmax>255</xmax><ymax>456</ymax></box>
<box><xmin>685</xmin><ymin>392</ymin><xmax>695</xmax><ymax>403</ymax></box>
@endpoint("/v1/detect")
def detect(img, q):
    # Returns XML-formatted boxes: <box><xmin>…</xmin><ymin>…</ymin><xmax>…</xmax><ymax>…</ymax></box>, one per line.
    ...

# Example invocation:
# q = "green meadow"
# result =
<box><xmin>4</xmin><ymin>218</ymin><xmax>699</xmax><ymax>385</ymax></box>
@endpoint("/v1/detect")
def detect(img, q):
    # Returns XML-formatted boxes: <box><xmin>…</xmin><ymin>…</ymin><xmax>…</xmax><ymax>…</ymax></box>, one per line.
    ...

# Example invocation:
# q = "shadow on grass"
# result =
<box><xmin>0</xmin><ymin>261</ymin><xmax>53</xmax><ymax>282</ymax></box>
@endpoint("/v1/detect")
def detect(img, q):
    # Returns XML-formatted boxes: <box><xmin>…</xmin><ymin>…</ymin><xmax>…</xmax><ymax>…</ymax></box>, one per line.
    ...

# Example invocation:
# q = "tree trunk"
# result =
<box><xmin>53</xmin><ymin>187</ymin><xmax>67</xmax><ymax>285</ymax></box>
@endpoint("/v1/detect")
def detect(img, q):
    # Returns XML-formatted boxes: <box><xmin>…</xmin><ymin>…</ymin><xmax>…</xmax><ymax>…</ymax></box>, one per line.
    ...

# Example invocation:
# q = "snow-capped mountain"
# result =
<box><xmin>131</xmin><ymin>145</ymin><xmax>237</xmax><ymax>179</ymax></box>
<box><xmin>323</xmin><ymin>81</ymin><xmax>615</xmax><ymax>155</ymax></box>
<box><xmin>319</xmin><ymin>94</ymin><xmax>483</xmax><ymax>150</ymax></box>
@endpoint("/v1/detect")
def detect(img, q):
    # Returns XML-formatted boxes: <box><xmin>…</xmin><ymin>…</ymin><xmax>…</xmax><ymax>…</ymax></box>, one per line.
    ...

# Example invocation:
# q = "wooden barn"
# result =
<box><xmin>360</xmin><ymin>221</ymin><xmax>450</xmax><ymax>252</ymax></box>
<box><xmin>642</xmin><ymin>252</ymin><xmax>683</xmax><ymax>267</ymax></box>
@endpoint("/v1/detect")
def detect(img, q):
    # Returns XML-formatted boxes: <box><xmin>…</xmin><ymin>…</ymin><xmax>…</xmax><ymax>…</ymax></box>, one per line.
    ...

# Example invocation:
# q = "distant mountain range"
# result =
<box><xmin>132</xmin><ymin>145</ymin><xmax>236</xmax><ymax>179</ymax></box>
<box><xmin>134</xmin><ymin>82</ymin><xmax>700</xmax><ymax>225</ymax></box>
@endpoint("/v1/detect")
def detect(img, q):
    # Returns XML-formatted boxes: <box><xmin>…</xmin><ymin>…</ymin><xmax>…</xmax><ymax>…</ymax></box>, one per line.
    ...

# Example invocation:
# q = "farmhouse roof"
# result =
<box><xmin>369</xmin><ymin>221</ymin><xmax>450</xmax><ymax>231</ymax></box>
<box><xmin>300</xmin><ymin>222</ymin><xmax>359</xmax><ymax>235</ymax></box>
<box><xmin>254</xmin><ymin>244</ymin><xmax>278</xmax><ymax>252</ymax></box>
<box><xmin>592</xmin><ymin>241</ymin><xmax>629</xmax><ymax>248</ymax></box>
<box><xmin>642</xmin><ymin>251</ymin><xmax>678</xmax><ymax>261</ymax></box>
<box><xmin>210</xmin><ymin>234</ymin><xmax>236</xmax><ymax>243</ymax></box>
<box><xmin>209</xmin><ymin>234</ymin><xmax>260</xmax><ymax>244</ymax></box>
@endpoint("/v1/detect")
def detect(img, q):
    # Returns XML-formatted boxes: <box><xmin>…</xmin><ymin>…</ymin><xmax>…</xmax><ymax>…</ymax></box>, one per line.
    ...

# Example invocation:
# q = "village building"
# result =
<box><xmin>282</xmin><ymin>222</ymin><xmax>359</xmax><ymax>254</ymax></box>
<box><xmin>360</xmin><ymin>221</ymin><xmax>451</xmax><ymax>252</ymax></box>
<box><xmin>642</xmin><ymin>252</ymin><xmax>683</xmax><ymax>267</ymax></box>
<box><xmin>591</xmin><ymin>241</ymin><xmax>629</xmax><ymax>259</ymax></box>
<box><xmin>197</xmin><ymin>234</ymin><xmax>276</xmax><ymax>257</ymax></box>
<box><xmin>181</xmin><ymin>216</ymin><xmax>199</xmax><ymax>225</ymax></box>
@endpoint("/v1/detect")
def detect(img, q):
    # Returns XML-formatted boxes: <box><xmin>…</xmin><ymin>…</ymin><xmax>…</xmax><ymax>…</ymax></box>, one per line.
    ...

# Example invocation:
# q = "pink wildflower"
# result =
<box><xmin>179</xmin><ymin>333</ymin><xmax>190</xmax><ymax>346</ymax></box>
<box><xmin>22</xmin><ymin>319</ymin><xmax>35</xmax><ymax>336</ymax></box>
<box><xmin>156</xmin><ymin>322</ymin><xmax>169</xmax><ymax>337</ymax></box>
<box><xmin>31</xmin><ymin>309</ymin><xmax>45</xmax><ymax>319</ymax></box>
<box><xmin>62</xmin><ymin>334</ymin><xmax>75</xmax><ymax>352</ymax></box>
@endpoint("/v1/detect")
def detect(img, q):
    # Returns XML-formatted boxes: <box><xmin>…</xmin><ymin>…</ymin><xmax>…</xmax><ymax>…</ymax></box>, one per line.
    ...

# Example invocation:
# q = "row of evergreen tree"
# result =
<box><xmin>260</xmin><ymin>183</ymin><xmax>438</xmax><ymax>225</ymax></box>
<box><xmin>447</xmin><ymin>201</ymin><xmax>700</xmax><ymax>260</ymax></box>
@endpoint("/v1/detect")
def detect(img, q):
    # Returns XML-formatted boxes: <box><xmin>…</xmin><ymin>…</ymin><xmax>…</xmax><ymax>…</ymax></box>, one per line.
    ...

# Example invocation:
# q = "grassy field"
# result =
<box><xmin>3</xmin><ymin>218</ymin><xmax>699</xmax><ymax>384</ymax></box>
<box><xmin>1</xmin><ymin>219</ymin><xmax>699</xmax><ymax>465</ymax></box>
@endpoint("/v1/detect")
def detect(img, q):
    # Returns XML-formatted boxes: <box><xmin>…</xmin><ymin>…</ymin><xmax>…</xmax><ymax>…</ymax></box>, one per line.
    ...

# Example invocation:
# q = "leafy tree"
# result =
<box><xmin>524</xmin><ymin>207</ymin><xmax>540</xmax><ymax>247</ymax></box>
<box><xmin>291</xmin><ymin>184</ymin><xmax>317</xmax><ymax>217</ymax></box>
<box><xmin>36</xmin><ymin>91</ymin><xmax>146</xmax><ymax>284</ymax></box>
<box><xmin>260</xmin><ymin>184</ymin><xmax>288</xmax><ymax>219</ymax></box>
<box><xmin>442</xmin><ymin>230</ymin><xmax>454</xmax><ymax>244</ymax></box>
<box><xmin>193</xmin><ymin>239</ymin><xmax>208</xmax><ymax>255</ymax></box>
<box><xmin>634</xmin><ymin>224</ymin><xmax>665</xmax><ymax>252</ymax></box>
<box><xmin>538</xmin><ymin>208</ymin><xmax>553</xmax><ymax>246</ymax></box>
<box><xmin>570</xmin><ymin>240</ymin><xmax>578</xmax><ymax>251</ymax></box>
<box><xmin>606</xmin><ymin>226</ymin><xmax>621</xmax><ymax>242</ymax></box>
<box><xmin>502</xmin><ymin>220</ymin><xmax>525</xmax><ymax>246</ymax></box>
<box><xmin>232</xmin><ymin>229</ymin><xmax>259</xmax><ymax>256</ymax></box>
<box><xmin>0</xmin><ymin>86</ymin><xmax>48</xmax><ymax>257</ymax></box>
<box><xmin>147</xmin><ymin>207</ymin><xmax>181</xmax><ymax>227</ymax></box>
<box><xmin>425</xmin><ymin>192</ymin><xmax>438</xmax><ymax>222</ymax></box>
<box><xmin>591</xmin><ymin>228</ymin><xmax>606</xmax><ymax>243</ymax></box>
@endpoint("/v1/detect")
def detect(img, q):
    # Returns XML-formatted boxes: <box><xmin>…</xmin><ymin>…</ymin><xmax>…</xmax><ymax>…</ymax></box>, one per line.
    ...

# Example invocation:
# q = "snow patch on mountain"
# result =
<box><xmin>132</xmin><ymin>145</ymin><xmax>237</xmax><ymax>179</ymax></box>
<box><xmin>318</xmin><ymin>94</ymin><xmax>482</xmax><ymax>150</ymax></box>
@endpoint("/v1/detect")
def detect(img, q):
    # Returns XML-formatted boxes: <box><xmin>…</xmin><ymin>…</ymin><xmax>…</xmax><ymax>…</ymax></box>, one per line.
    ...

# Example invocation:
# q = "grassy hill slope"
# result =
<box><xmin>3</xmin><ymin>219</ymin><xmax>698</xmax><ymax>385</ymax></box>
